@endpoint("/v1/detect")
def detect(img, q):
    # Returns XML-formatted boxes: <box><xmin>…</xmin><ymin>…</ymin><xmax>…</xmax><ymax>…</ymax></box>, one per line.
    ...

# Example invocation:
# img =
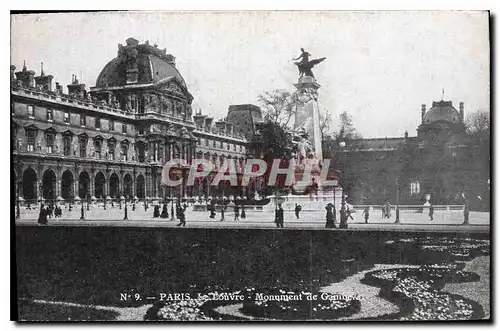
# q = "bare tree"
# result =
<box><xmin>257</xmin><ymin>89</ymin><xmax>297</xmax><ymax>129</ymax></box>
<box><xmin>319</xmin><ymin>108</ymin><xmax>333</xmax><ymax>138</ymax></box>
<box><xmin>466</xmin><ymin>110</ymin><xmax>490</xmax><ymax>136</ymax></box>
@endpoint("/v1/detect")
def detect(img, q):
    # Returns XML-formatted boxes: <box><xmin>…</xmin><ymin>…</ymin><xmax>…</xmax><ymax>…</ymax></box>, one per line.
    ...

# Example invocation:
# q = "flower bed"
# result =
<box><xmin>241</xmin><ymin>288</ymin><xmax>361</xmax><ymax>320</ymax></box>
<box><xmin>361</xmin><ymin>263</ymin><xmax>484</xmax><ymax>320</ymax></box>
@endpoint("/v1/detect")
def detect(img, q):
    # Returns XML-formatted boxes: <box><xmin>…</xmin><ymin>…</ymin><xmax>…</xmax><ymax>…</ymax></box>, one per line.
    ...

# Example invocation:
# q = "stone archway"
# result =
<box><xmin>94</xmin><ymin>172</ymin><xmax>106</xmax><ymax>199</ymax></box>
<box><xmin>109</xmin><ymin>173</ymin><xmax>119</xmax><ymax>198</ymax></box>
<box><xmin>136</xmin><ymin>174</ymin><xmax>145</xmax><ymax>199</ymax></box>
<box><xmin>22</xmin><ymin>168</ymin><xmax>37</xmax><ymax>201</ymax></box>
<box><xmin>78</xmin><ymin>171</ymin><xmax>90</xmax><ymax>199</ymax></box>
<box><xmin>42</xmin><ymin>169</ymin><xmax>57</xmax><ymax>201</ymax></box>
<box><xmin>123</xmin><ymin>174</ymin><xmax>133</xmax><ymax>198</ymax></box>
<box><xmin>61</xmin><ymin>170</ymin><xmax>74</xmax><ymax>200</ymax></box>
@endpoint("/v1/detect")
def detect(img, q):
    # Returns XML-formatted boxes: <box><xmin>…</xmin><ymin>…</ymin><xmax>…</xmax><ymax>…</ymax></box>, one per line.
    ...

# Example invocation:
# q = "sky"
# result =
<box><xmin>10</xmin><ymin>11</ymin><xmax>489</xmax><ymax>138</ymax></box>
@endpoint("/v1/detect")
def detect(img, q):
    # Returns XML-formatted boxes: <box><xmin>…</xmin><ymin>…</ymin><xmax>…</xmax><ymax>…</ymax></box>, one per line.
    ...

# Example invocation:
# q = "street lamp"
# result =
<box><xmin>394</xmin><ymin>178</ymin><xmax>400</xmax><ymax>224</ymax></box>
<box><xmin>80</xmin><ymin>194</ymin><xmax>85</xmax><ymax>220</ymax></box>
<box><xmin>15</xmin><ymin>179</ymin><xmax>20</xmax><ymax>220</ymax></box>
<box><xmin>123</xmin><ymin>194</ymin><xmax>128</xmax><ymax>220</ymax></box>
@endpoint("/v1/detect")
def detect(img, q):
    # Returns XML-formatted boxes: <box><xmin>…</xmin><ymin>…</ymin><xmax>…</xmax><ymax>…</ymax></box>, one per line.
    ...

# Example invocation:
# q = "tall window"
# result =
<box><xmin>121</xmin><ymin>144</ymin><xmax>128</xmax><ymax>161</ymax></box>
<box><xmin>46</xmin><ymin>132</ymin><xmax>54</xmax><ymax>153</ymax></box>
<box><xmin>27</xmin><ymin>105</ymin><xmax>34</xmax><ymax>117</ymax></box>
<box><xmin>109</xmin><ymin>119</ymin><xmax>114</xmax><ymax>131</ymax></box>
<box><xmin>95</xmin><ymin>117</ymin><xmax>101</xmax><ymax>129</ymax></box>
<box><xmin>410</xmin><ymin>181</ymin><xmax>420</xmax><ymax>196</ymax></box>
<box><xmin>80</xmin><ymin>115</ymin><xmax>86</xmax><ymax>127</ymax></box>
<box><xmin>138</xmin><ymin>126</ymin><xmax>144</xmax><ymax>135</ymax></box>
<box><xmin>108</xmin><ymin>142</ymin><xmax>115</xmax><ymax>160</ymax></box>
<box><xmin>227</xmin><ymin>143</ymin><xmax>231</xmax><ymax>151</ymax></box>
<box><xmin>137</xmin><ymin>144</ymin><xmax>145</xmax><ymax>162</ymax></box>
<box><xmin>64</xmin><ymin>112</ymin><xmax>70</xmax><ymax>123</ymax></box>
<box><xmin>79</xmin><ymin>136</ymin><xmax>87</xmax><ymax>157</ymax></box>
<box><xmin>122</xmin><ymin>123</ymin><xmax>127</xmax><ymax>134</ymax></box>
<box><xmin>63</xmin><ymin>135</ymin><xmax>71</xmax><ymax>156</ymax></box>
<box><xmin>220</xmin><ymin>141</ymin><xmax>223</xmax><ymax>149</ymax></box>
<box><xmin>94</xmin><ymin>140</ymin><xmax>102</xmax><ymax>159</ymax></box>
<box><xmin>27</xmin><ymin>130</ymin><xmax>36</xmax><ymax>152</ymax></box>
<box><xmin>213</xmin><ymin>140</ymin><xmax>216</xmax><ymax>148</ymax></box>
<box><xmin>46</xmin><ymin>108</ymin><xmax>53</xmax><ymax>121</ymax></box>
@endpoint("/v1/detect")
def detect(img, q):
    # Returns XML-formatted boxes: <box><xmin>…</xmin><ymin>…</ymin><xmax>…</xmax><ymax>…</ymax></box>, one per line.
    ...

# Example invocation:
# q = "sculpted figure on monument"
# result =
<box><xmin>292</xmin><ymin>48</ymin><xmax>326</xmax><ymax>79</ymax></box>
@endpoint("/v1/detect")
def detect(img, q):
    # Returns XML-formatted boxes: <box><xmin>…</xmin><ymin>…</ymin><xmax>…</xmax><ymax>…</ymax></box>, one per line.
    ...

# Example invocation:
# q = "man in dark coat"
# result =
<box><xmin>295</xmin><ymin>203</ymin><xmax>302</xmax><ymax>219</ymax></box>
<box><xmin>429</xmin><ymin>204</ymin><xmax>434</xmax><ymax>221</ymax></box>
<box><xmin>220</xmin><ymin>205</ymin><xmax>225</xmax><ymax>222</ymax></box>
<box><xmin>176</xmin><ymin>206</ymin><xmax>186</xmax><ymax>227</ymax></box>
<box><xmin>241</xmin><ymin>205</ymin><xmax>246</xmax><ymax>219</ymax></box>
<box><xmin>278</xmin><ymin>205</ymin><xmax>284</xmax><ymax>228</ymax></box>
<box><xmin>234</xmin><ymin>205</ymin><xmax>240</xmax><ymax>221</ymax></box>
<box><xmin>463</xmin><ymin>205</ymin><xmax>470</xmax><ymax>224</ymax></box>
<box><xmin>362</xmin><ymin>206</ymin><xmax>370</xmax><ymax>224</ymax></box>
<box><xmin>153</xmin><ymin>205</ymin><xmax>160</xmax><ymax>218</ymax></box>
<box><xmin>160</xmin><ymin>204</ymin><xmax>169</xmax><ymax>218</ymax></box>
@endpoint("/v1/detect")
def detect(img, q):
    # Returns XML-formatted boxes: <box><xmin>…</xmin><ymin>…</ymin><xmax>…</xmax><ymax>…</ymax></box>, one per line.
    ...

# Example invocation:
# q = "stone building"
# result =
<box><xmin>12</xmin><ymin>38</ymin><xmax>252</xmax><ymax>205</ymax></box>
<box><xmin>334</xmin><ymin>100</ymin><xmax>489</xmax><ymax>210</ymax></box>
<box><xmin>226</xmin><ymin>104</ymin><xmax>263</xmax><ymax>139</ymax></box>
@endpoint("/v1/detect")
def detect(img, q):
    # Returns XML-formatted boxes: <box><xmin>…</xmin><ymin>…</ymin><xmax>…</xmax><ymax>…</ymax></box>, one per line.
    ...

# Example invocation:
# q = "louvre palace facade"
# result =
<box><xmin>11</xmin><ymin>38</ymin><xmax>263</xmax><ymax>204</ymax></box>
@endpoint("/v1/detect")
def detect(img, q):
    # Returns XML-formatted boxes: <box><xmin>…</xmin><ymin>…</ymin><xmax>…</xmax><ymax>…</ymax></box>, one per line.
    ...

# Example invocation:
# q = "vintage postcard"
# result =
<box><xmin>12</xmin><ymin>10</ymin><xmax>490</xmax><ymax>322</ymax></box>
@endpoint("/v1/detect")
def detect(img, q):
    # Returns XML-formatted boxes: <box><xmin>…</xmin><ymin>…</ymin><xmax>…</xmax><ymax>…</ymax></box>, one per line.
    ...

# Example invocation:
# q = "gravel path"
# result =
<box><xmin>20</xmin><ymin>299</ymin><xmax>153</xmax><ymax>321</ymax></box>
<box><xmin>443</xmin><ymin>256</ymin><xmax>491</xmax><ymax>319</ymax></box>
<box><xmin>319</xmin><ymin>264</ymin><xmax>421</xmax><ymax>320</ymax></box>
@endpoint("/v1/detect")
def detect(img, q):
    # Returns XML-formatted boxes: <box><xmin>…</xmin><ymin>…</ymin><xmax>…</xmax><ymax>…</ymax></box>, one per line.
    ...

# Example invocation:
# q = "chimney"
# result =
<box><xmin>55</xmin><ymin>82</ymin><xmax>63</xmax><ymax>94</ymax></box>
<box><xmin>459</xmin><ymin>102</ymin><xmax>464</xmax><ymax>122</ymax></box>
<box><xmin>404</xmin><ymin>130</ymin><xmax>409</xmax><ymax>141</ymax></box>
<box><xmin>215</xmin><ymin>120</ymin><xmax>226</xmax><ymax>134</ymax></box>
<box><xmin>226</xmin><ymin>122</ymin><xmax>234</xmax><ymax>136</ymax></box>
<box><xmin>10</xmin><ymin>65</ymin><xmax>16</xmax><ymax>84</ymax></box>
<box><xmin>67</xmin><ymin>74</ymin><xmax>86</xmax><ymax>98</ymax></box>
<box><xmin>421</xmin><ymin>104</ymin><xmax>426</xmax><ymax>123</ymax></box>
<box><xmin>34</xmin><ymin>62</ymin><xmax>54</xmax><ymax>91</ymax></box>
<box><xmin>15</xmin><ymin>61</ymin><xmax>36</xmax><ymax>88</ymax></box>
<box><xmin>204</xmin><ymin>117</ymin><xmax>213</xmax><ymax>131</ymax></box>
<box><xmin>193</xmin><ymin>113</ymin><xmax>206</xmax><ymax>129</ymax></box>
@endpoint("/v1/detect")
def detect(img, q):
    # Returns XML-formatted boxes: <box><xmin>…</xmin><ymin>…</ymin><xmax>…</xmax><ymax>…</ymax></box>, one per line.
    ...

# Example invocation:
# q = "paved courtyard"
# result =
<box><xmin>16</xmin><ymin>204</ymin><xmax>490</xmax><ymax>233</ymax></box>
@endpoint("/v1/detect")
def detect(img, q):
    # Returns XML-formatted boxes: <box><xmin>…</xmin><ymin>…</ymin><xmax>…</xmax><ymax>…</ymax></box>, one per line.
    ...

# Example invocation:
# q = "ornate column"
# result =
<box><xmin>119</xmin><ymin>169</ymin><xmax>124</xmax><ymax>196</ymax></box>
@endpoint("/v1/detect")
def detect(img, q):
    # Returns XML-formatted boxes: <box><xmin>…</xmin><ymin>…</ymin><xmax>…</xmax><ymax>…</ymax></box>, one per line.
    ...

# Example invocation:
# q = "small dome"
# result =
<box><xmin>95</xmin><ymin>39</ymin><xmax>186</xmax><ymax>88</ymax></box>
<box><xmin>423</xmin><ymin>100</ymin><xmax>460</xmax><ymax>124</ymax></box>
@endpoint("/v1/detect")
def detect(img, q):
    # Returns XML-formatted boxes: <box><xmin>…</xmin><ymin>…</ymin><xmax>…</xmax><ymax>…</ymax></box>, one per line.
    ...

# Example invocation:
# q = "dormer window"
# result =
<box><xmin>27</xmin><ymin>105</ymin><xmax>34</xmax><ymax>118</ymax></box>
<box><xmin>46</xmin><ymin>108</ymin><xmax>53</xmax><ymax>121</ymax></box>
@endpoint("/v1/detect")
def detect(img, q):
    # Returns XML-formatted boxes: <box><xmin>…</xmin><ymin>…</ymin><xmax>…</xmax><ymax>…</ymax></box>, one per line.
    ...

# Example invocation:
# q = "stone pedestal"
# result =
<box><xmin>293</xmin><ymin>76</ymin><xmax>323</xmax><ymax>161</ymax></box>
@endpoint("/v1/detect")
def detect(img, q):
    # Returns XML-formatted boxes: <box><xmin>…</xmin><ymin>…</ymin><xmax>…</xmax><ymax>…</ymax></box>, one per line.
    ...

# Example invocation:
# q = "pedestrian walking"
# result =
<box><xmin>274</xmin><ymin>204</ymin><xmax>284</xmax><ymax>228</ymax></box>
<box><xmin>295</xmin><ymin>203</ymin><xmax>302</xmax><ymax>219</ymax></box>
<box><xmin>429</xmin><ymin>203</ymin><xmax>434</xmax><ymax>221</ymax></box>
<box><xmin>346</xmin><ymin>206</ymin><xmax>354</xmax><ymax>221</ymax></box>
<box><xmin>37</xmin><ymin>204</ymin><xmax>48</xmax><ymax>225</ymax></box>
<box><xmin>463</xmin><ymin>205</ymin><xmax>470</xmax><ymax>224</ymax></box>
<box><xmin>362</xmin><ymin>206</ymin><xmax>370</xmax><ymax>224</ymax></box>
<box><xmin>241</xmin><ymin>205</ymin><xmax>246</xmax><ymax>219</ymax></box>
<box><xmin>160</xmin><ymin>204</ymin><xmax>169</xmax><ymax>218</ymax></box>
<box><xmin>234</xmin><ymin>205</ymin><xmax>240</xmax><ymax>221</ymax></box>
<box><xmin>220</xmin><ymin>205</ymin><xmax>225</xmax><ymax>221</ymax></box>
<box><xmin>176</xmin><ymin>206</ymin><xmax>186</xmax><ymax>227</ymax></box>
